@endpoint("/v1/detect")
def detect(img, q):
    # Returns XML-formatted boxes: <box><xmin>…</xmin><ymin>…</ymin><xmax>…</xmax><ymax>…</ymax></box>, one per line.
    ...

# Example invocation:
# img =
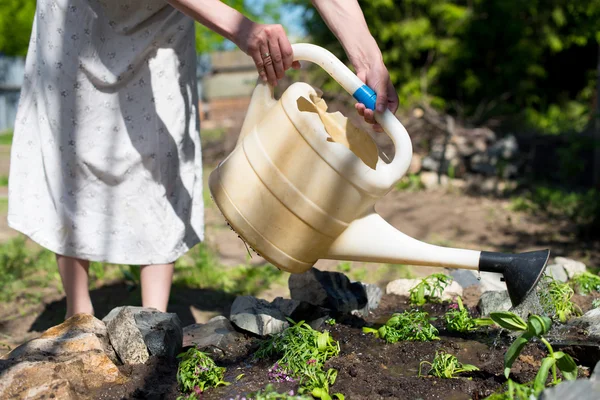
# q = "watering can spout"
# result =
<box><xmin>326</xmin><ymin>211</ymin><xmax>550</xmax><ymax>307</ymax></box>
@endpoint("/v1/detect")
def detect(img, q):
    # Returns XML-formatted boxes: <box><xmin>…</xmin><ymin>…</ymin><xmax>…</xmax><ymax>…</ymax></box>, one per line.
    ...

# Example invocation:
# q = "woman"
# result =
<box><xmin>8</xmin><ymin>0</ymin><xmax>398</xmax><ymax>318</ymax></box>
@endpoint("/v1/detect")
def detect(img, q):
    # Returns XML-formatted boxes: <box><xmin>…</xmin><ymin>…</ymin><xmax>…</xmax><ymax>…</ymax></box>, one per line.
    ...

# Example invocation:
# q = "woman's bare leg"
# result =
<box><xmin>56</xmin><ymin>255</ymin><xmax>94</xmax><ymax>318</ymax></box>
<box><xmin>140</xmin><ymin>263</ymin><xmax>174</xmax><ymax>312</ymax></box>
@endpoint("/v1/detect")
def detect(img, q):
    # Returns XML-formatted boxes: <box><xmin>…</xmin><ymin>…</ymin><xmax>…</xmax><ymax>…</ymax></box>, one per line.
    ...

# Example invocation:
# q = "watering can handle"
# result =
<box><xmin>291</xmin><ymin>43</ymin><xmax>413</xmax><ymax>187</ymax></box>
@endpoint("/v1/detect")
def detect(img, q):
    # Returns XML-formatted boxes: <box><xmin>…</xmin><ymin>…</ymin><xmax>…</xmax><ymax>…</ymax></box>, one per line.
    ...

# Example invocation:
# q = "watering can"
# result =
<box><xmin>208</xmin><ymin>43</ymin><xmax>549</xmax><ymax>307</ymax></box>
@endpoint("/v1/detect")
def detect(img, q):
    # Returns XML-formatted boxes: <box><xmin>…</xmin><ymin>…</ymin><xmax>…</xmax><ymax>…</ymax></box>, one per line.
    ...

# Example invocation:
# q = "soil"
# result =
<box><xmin>90</xmin><ymin>294</ymin><xmax>599</xmax><ymax>400</ymax></box>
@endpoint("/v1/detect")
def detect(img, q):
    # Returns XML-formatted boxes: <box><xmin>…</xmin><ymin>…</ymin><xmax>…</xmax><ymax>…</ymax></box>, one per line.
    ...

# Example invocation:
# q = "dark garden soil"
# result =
<box><xmin>92</xmin><ymin>294</ymin><xmax>600</xmax><ymax>400</ymax></box>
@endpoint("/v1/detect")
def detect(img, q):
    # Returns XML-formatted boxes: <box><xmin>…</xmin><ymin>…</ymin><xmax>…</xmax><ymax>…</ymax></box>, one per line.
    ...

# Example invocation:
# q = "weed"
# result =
<box><xmin>418</xmin><ymin>350</ymin><xmax>479</xmax><ymax>378</ymax></box>
<box><xmin>240</xmin><ymin>384</ymin><xmax>314</xmax><ymax>399</ymax></box>
<box><xmin>0</xmin><ymin>176</ymin><xmax>7</xmax><ymax>186</ymax></box>
<box><xmin>176</xmin><ymin>347</ymin><xmax>229</xmax><ymax>399</ymax></box>
<box><xmin>490</xmin><ymin>312</ymin><xmax>578</xmax><ymax>390</ymax></box>
<box><xmin>569</xmin><ymin>271</ymin><xmax>600</xmax><ymax>295</ymax></box>
<box><xmin>539</xmin><ymin>276</ymin><xmax>581</xmax><ymax>323</ymax></box>
<box><xmin>444</xmin><ymin>297</ymin><xmax>494</xmax><ymax>333</ymax></box>
<box><xmin>593</xmin><ymin>299</ymin><xmax>600</xmax><ymax>308</ymax></box>
<box><xmin>254</xmin><ymin>320</ymin><xmax>342</xmax><ymax>399</ymax></box>
<box><xmin>0</xmin><ymin>130</ymin><xmax>12</xmax><ymax>145</ymax></box>
<box><xmin>395</xmin><ymin>173</ymin><xmax>425</xmax><ymax>192</ymax></box>
<box><xmin>409</xmin><ymin>273</ymin><xmax>453</xmax><ymax>306</ymax></box>
<box><xmin>325</xmin><ymin>318</ymin><xmax>336</xmax><ymax>326</ymax></box>
<box><xmin>363</xmin><ymin>309</ymin><xmax>439</xmax><ymax>343</ymax></box>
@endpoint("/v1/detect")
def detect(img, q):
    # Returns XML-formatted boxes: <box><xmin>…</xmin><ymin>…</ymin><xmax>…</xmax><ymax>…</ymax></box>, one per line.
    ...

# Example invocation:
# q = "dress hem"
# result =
<box><xmin>7</xmin><ymin>217</ymin><xmax>203</xmax><ymax>265</ymax></box>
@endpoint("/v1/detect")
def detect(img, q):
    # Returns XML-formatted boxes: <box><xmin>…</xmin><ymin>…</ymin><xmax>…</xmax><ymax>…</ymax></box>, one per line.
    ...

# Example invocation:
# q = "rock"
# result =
<box><xmin>103</xmin><ymin>307</ymin><xmax>150</xmax><ymax>364</ymax></box>
<box><xmin>477</xmin><ymin>291</ymin><xmax>512</xmax><ymax>316</ymax></box>
<box><xmin>386</xmin><ymin>278</ymin><xmax>463</xmax><ymax>300</ymax></box>
<box><xmin>545</xmin><ymin>263</ymin><xmax>569</xmax><ymax>282</ymax></box>
<box><xmin>450</xmin><ymin>270</ymin><xmax>507</xmax><ymax>293</ymax></box>
<box><xmin>271</xmin><ymin>297</ymin><xmax>303</xmax><ymax>317</ymax></box>
<box><xmin>0</xmin><ymin>349</ymin><xmax>124</xmax><ymax>400</ymax></box>
<box><xmin>353</xmin><ymin>283</ymin><xmax>383</xmax><ymax>317</ymax></box>
<box><xmin>539</xmin><ymin>377</ymin><xmax>600</xmax><ymax>400</ymax></box>
<box><xmin>6</xmin><ymin>314</ymin><xmax>118</xmax><ymax>364</ymax></box>
<box><xmin>409</xmin><ymin>153</ymin><xmax>422</xmax><ymax>174</ymax></box>
<box><xmin>133</xmin><ymin>310</ymin><xmax>183</xmax><ymax>358</ymax></box>
<box><xmin>592</xmin><ymin>360</ymin><xmax>600</xmax><ymax>381</ymax></box>
<box><xmin>288</xmin><ymin>268</ymin><xmax>368</xmax><ymax>314</ymax></box>
<box><xmin>553</xmin><ymin>257</ymin><xmax>586</xmax><ymax>279</ymax></box>
<box><xmin>183</xmin><ymin>316</ymin><xmax>243</xmax><ymax>350</ymax></box>
<box><xmin>569</xmin><ymin>308</ymin><xmax>600</xmax><ymax>340</ymax></box>
<box><xmin>103</xmin><ymin>306</ymin><xmax>183</xmax><ymax>363</ymax></box>
<box><xmin>230</xmin><ymin>296</ymin><xmax>289</xmax><ymax>336</ymax></box>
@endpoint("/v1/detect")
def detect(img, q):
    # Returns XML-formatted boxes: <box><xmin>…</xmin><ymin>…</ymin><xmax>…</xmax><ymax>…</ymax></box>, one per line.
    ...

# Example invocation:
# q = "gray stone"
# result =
<box><xmin>477</xmin><ymin>291</ymin><xmax>512</xmax><ymax>316</ymax></box>
<box><xmin>269</xmin><ymin>297</ymin><xmax>332</xmax><ymax>328</ymax></box>
<box><xmin>230</xmin><ymin>296</ymin><xmax>289</xmax><ymax>336</ymax></box>
<box><xmin>103</xmin><ymin>307</ymin><xmax>150</xmax><ymax>364</ymax></box>
<box><xmin>539</xmin><ymin>379</ymin><xmax>600</xmax><ymax>400</ymax></box>
<box><xmin>569</xmin><ymin>308</ymin><xmax>600</xmax><ymax>340</ymax></box>
<box><xmin>354</xmin><ymin>283</ymin><xmax>383</xmax><ymax>317</ymax></box>
<box><xmin>133</xmin><ymin>310</ymin><xmax>183</xmax><ymax>358</ymax></box>
<box><xmin>183</xmin><ymin>316</ymin><xmax>243</xmax><ymax>350</ymax></box>
<box><xmin>386</xmin><ymin>278</ymin><xmax>463</xmax><ymax>300</ymax></box>
<box><xmin>271</xmin><ymin>297</ymin><xmax>302</xmax><ymax>317</ymax></box>
<box><xmin>591</xmin><ymin>360</ymin><xmax>600</xmax><ymax>382</ymax></box>
<box><xmin>289</xmin><ymin>268</ymin><xmax>368</xmax><ymax>314</ymax></box>
<box><xmin>545</xmin><ymin>263</ymin><xmax>569</xmax><ymax>282</ymax></box>
<box><xmin>554</xmin><ymin>257</ymin><xmax>586</xmax><ymax>279</ymax></box>
<box><xmin>103</xmin><ymin>306</ymin><xmax>183</xmax><ymax>363</ymax></box>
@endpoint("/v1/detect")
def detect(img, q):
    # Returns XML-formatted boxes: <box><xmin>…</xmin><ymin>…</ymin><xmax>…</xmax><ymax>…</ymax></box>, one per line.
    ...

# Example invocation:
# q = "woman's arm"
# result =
<box><xmin>168</xmin><ymin>0</ymin><xmax>299</xmax><ymax>86</ymax></box>
<box><xmin>311</xmin><ymin>0</ymin><xmax>398</xmax><ymax>126</ymax></box>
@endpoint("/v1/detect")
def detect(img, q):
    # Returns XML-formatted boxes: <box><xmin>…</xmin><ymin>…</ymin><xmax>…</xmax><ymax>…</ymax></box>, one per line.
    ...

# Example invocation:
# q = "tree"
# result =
<box><xmin>0</xmin><ymin>0</ymin><xmax>36</xmax><ymax>56</ymax></box>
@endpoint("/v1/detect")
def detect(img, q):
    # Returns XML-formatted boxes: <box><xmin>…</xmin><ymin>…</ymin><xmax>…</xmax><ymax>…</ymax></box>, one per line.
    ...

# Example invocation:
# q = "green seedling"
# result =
<box><xmin>363</xmin><ymin>309</ymin><xmax>439</xmax><ymax>343</ymax></box>
<box><xmin>483</xmin><ymin>379</ymin><xmax>538</xmax><ymax>400</ymax></box>
<box><xmin>444</xmin><ymin>296</ymin><xmax>494</xmax><ymax>333</ymax></box>
<box><xmin>176</xmin><ymin>348</ymin><xmax>229</xmax><ymax>398</ymax></box>
<box><xmin>593</xmin><ymin>298</ymin><xmax>600</xmax><ymax>308</ymax></box>
<box><xmin>539</xmin><ymin>276</ymin><xmax>581</xmax><ymax>323</ymax></box>
<box><xmin>418</xmin><ymin>350</ymin><xmax>479</xmax><ymax>378</ymax></box>
<box><xmin>325</xmin><ymin>318</ymin><xmax>336</xmax><ymax>326</ymax></box>
<box><xmin>255</xmin><ymin>320</ymin><xmax>343</xmax><ymax>400</ymax></box>
<box><xmin>570</xmin><ymin>271</ymin><xmax>600</xmax><ymax>295</ymax></box>
<box><xmin>409</xmin><ymin>273</ymin><xmax>453</xmax><ymax>306</ymax></box>
<box><xmin>490</xmin><ymin>312</ymin><xmax>578</xmax><ymax>391</ymax></box>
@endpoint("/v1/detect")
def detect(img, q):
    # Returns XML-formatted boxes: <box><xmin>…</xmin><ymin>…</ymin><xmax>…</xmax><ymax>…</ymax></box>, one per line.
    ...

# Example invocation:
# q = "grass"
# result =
<box><xmin>0</xmin><ymin>176</ymin><xmax>7</xmax><ymax>187</ymax></box>
<box><xmin>255</xmin><ymin>320</ymin><xmax>343</xmax><ymax>399</ymax></box>
<box><xmin>395</xmin><ymin>173</ymin><xmax>425</xmax><ymax>192</ymax></box>
<box><xmin>569</xmin><ymin>271</ymin><xmax>600</xmax><ymax>295</ymax></box>
<box><xmin>176</xmin><ymin>348</ymin><xmax>229</xmax><ymax>399</ymax></box>
<box><xmin>538</xmin><ymin>276</ymin><xmax>581</xmax><ymax>323</ymax></box>
<box><xmin>0</xmin><ymin>130</ymin><xmax>13</xmax><ymax>145</ymax></box>
<box><xmin>363</xmin><ymin>309</ymin><xmax>439</xmax><ymax>343</ymax></box>
<box><xmin>0</xmin><ymin>198</ymin><xmax>7</xmax><ymax>213</ymax></box>
<box><xmin>418</xmin><ymin>350</ymin><xmax>479</xmax><ymax>378</ymax></box>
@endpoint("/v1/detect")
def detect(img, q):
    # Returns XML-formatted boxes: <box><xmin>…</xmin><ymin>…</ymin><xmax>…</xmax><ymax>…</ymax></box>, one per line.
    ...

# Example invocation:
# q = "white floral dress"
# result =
<box><xmin>8</xmin><ymin>0</ymin><xmax>204</xmax><ymax>265</ymax></box>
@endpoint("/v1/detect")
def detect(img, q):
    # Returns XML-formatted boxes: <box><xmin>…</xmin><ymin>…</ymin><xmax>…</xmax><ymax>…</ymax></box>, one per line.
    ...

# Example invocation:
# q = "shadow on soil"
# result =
<box><xmin>29</xmin><ymin>283</ymin><xmax>237</xmax><ymax>332</ymax></box>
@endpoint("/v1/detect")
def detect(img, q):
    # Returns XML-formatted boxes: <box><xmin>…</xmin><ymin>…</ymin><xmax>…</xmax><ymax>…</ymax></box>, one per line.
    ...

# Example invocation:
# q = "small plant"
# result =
<box><xmin>569</xmin><ymin>271</ymin><xmax>600</xmax><ymax>295</ymax></box>
<box><xmin>490</xmin><ymin>312</ymin><xmax>578</xmax><ymax>390</ymax></box>
<box><xmin>539</xmin><ymin>276</ymin><xmax>581</xmax><ymax>323</ymax></box>
<box><xmin>395</xmin><ymin>173</ymin><xmax>425</xmax><ymax>192</ymax></box>
<box><xmin>241</xmin><ymin>384</ymin><xmax>314</xmax><ymax>400</ymax></box>
<box><xmin>362</xmin><ymin>309</ymin><xmax>439</xmax><ymax>343</ymax></box>
<box><xmin>267</xmin><ymin>362</ymin><xmax>295</xmax><ymax>383</ymax></box>
<box><xmin>255</xmin><ymin>320</ymin><xmax>343</xmax><ymax>400</ymax></box>
<box><xmin>483</xmin><ymin>379</ymin><xmax>538</xmax><ymax>400</ymax></box>
<box><xmin>325</xmin><ymin>318</ymin><xmax>336</xmax><ymax>326</ymax></box>
<box><xmin>593</xmin><ymin>298</ymin><xmax>600</xmax><ymax>308</ymax></box>
<box><xmin>418</xmin><ymin>350</ymin><xmax>479</xmax><ymax>378</ymax></box>
<box><xmin>444</xmin><ymin>296</ymin><xmax>494</xmax><ymax>333</ymax></box>
<box><xmin>409</xmin><ymin>273</ymin><xmax>453</xmax><ymax>306</ymax></box>
<box><xmin>176</xmin><ymin>347</ymin><xmax>229</xmax><ymax>398</ymax></box>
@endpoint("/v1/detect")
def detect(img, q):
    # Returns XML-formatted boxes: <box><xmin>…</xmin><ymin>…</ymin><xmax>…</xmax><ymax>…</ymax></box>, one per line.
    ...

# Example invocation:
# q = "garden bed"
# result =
<box><xmin>92</xmin><ymin>293</ymin><xmax>599</xmax><ymax>400</ymax></box>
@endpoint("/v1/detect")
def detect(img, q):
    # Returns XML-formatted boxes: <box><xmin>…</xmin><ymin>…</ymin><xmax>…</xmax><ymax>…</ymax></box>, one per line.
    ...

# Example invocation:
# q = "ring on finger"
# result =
<box><xmin>263</xmin><ymin>52</ymin><xmax>270</xmax><ymax>58</ymax></box>
<box><xmin>263</xmin><ymin>56</ymin><xmax>273</xmax><ymax>66</ymax></box>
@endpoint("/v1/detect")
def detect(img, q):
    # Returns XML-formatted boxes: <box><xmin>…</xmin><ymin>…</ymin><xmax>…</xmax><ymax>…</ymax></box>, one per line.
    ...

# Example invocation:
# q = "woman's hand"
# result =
<box><xmin>236</xmin><ymin>21</ymin><xmax>301</xmax><ymax>86</ymax></box>
<box><xmin>354</xmin><ymin>60</ymin><xmax>399</xmax><ymax>132</ymax></box>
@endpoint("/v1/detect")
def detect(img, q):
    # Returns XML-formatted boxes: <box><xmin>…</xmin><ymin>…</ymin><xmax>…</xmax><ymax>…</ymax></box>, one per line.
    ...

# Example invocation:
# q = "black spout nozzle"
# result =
<box><xmin>478</xmin><ymin>249</ymin><xmax>550</xmax><ymax>307</ymax></box>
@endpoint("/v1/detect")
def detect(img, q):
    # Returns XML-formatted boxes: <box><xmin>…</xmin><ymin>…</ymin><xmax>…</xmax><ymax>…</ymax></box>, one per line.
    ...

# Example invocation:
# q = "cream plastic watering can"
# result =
<box><xmin>208</xmin><ymin>43</ymin><xmax>549</xmax><ymax>307</ymax></box>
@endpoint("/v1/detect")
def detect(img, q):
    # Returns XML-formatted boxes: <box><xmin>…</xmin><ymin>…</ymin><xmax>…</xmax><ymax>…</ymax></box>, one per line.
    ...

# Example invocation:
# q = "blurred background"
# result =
<box><xmin>1</xmin><ymin>0</ymin><xmax>599</xmax><ymax>354</ymax></box>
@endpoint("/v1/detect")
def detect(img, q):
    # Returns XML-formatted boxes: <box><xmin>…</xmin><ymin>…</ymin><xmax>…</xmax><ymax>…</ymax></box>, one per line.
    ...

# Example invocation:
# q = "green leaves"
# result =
<box><xmin>445</xmin><ymin>296</ymin><xmax>493</xmax><ymax>333</ymax></box>
<box><xmin>363</xmin><ymin>310</ymin><xmax>439</xmax><ymax>343</ymax></box>
<box><xmin>176</xmin><ymin>348</ymin><xmax>229</xmax><ymax>395</ymax></box>
<box><xmin>527</xmin><ymin>315</ymin><xmax>552</xmax><ymax>336</ymax></box>
<box><xmin>555</xmin><ymin>352</ymin><xmax>578</xmax><ymax>381</ymax></box>
<box><xmin>418</xmin><ymin>350</ymin><xmax>479</xmax><ymax>379</ymax></box>
<box><xmin>409</xmin><ymin>273</ymin><xmax>453</xmax><ymax>306</ymax></box>
<box><xmin>504</xmin><ymin>332</ymin><xmax>531</xmax><ymax>379</ymax></box>
<box><xmin>534</xmin><ymin>356</ymin><xmax>556</xmax><ymax>391</ymax></box>
<box><xmin>490</xmin><ymin>312</ymin><xmax>528</xmax><ymax>332</ymax></box>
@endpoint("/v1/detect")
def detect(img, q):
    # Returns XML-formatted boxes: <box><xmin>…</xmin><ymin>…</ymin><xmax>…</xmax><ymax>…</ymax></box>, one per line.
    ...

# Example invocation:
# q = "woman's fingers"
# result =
<box><xmin>260</xmin><ymin>44</ymin><xmax>277</xmax><ymax>86</ymax></box>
